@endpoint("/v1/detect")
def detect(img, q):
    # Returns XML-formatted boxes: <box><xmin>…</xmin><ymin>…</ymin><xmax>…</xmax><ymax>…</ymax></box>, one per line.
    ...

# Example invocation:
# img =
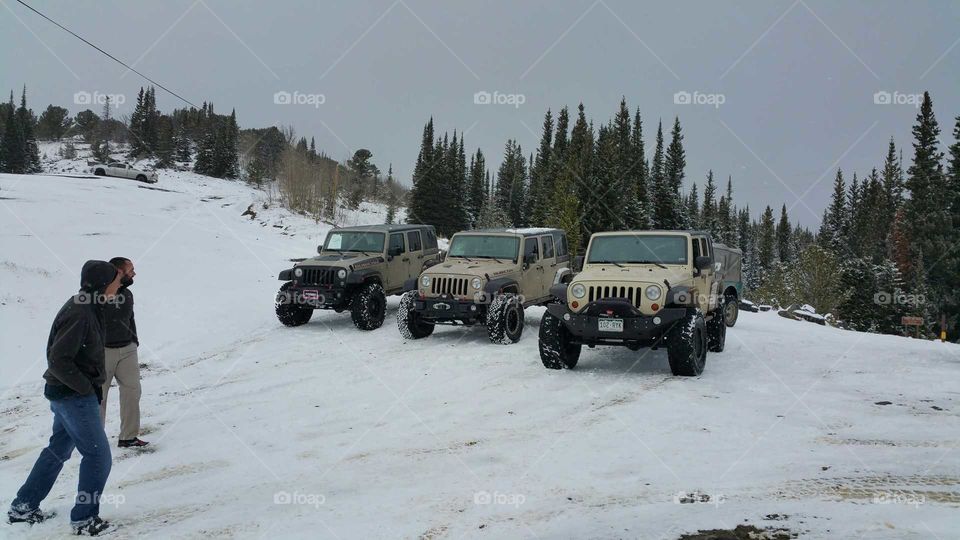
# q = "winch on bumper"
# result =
<box><xmin>414</xmin><ymin>294</ymin><xmax>485</xmax><ymax>323</ymax></box>
<box><xmin>547</xmin><ymin>300</ymin><xmax>687</xmax><ymax>344</ymax></box>
<box><xmin>278</xmin><ymin>268</ymin><xmax>350</xmax><ymax>310</ymax></box>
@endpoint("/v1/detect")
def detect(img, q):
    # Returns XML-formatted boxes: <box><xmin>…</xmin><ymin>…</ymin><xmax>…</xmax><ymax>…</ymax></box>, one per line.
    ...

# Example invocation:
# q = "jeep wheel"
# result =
<box><xmin>539</xmin><ymin>311</ymin><xmax>580</xmax><ymax>369</ymax></box>
<box><xmin>707</xmin><ymin>309</ymin><xmax>726</xmax><ymax>352</ymax></box>
<box><xmin>94</xmin><ymin>168</ymin><xmax>105</xmax><ymax>176</ymax></box>
<box><xmin>351</xmin><ymin>282</ymin><xmax>387</xmax><ymax>330</ymax></box>
<box><xmin>487</xmin><ymin>293</ymin><xmax>524</xmax><ymax>344</ymax></box>
<box><xmin>397</xmin><ymin>291</ymin><xmax>434</xmax><ymax>339</ymax></box>
<box><xmin>275</xmin><ymin>283</ymin><xmax>312</xmax><ymax>327</ymax></box>
<box><xmin>136</xmin><ymin>174</ymin><xmax>148</xmax><ymax>183</ymax></box>
<box><xmin>666</xmin><ymin>309</ymin><xmax>707</xmax><ymax>376</ymax></box>
<box><xmin>723</xmin><ymin>294</ymin><xmax>739</xmax><ymax>327</ymax></box>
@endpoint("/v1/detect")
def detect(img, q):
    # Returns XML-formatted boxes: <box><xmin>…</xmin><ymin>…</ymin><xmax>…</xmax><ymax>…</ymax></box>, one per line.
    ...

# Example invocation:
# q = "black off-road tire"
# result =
<box><xmin>351</xmin><ymin>282</ymin><xmax>387</xmax><ymax>330</ymax></box>
<box><xmin>539</xmin><ymin>311</ymin><xmax>581</xmax><ymax>369</ymax></box>
<box><xmin>397</xmin><ymin>291</ymin><xmax>435</xmax><ymax>339</ymax></box>
<box><xmin>136</xmin><ymin>174</ymin><xmax>148</xmax><ymax>183</ymax></box>
<box><xmin>276</xmin><ymin>282</ymin><xmax>313</xmax><ymax>327</ymax></box>
<box><xmin>487</xmin><ymin>293</ymin><xmax>524</xmax><ymax>344</ymax></box>
<box><xmin>723</xmin><ymin>294</ymin><xmax>739</xmax><ymax>327</ymax></box>
<box><xmin>666</xmin><ymin>308</ymin><xmax>707</xmax><ymax>376</ymax></box>
<box><xmin>707</xmin><ymin>308</ymin><xmax>726</xmax><ymax>352</ymax></box>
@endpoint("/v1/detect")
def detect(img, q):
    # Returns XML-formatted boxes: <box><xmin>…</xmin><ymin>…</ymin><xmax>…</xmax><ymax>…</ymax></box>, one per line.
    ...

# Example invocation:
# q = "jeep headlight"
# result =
<box><xmin>337</xmin><ymin>269</ymin><xmax>347</xmax><ymax>279</ymax></box>
<box><xmin>645</xmin><ymin>285</ymin><xmax>661</xmax><ymax>300</ymax></box>
<box><xmin>293</xmin><ymin>267</ymin><xmax>303</xmax><ymax>278</ymax></box>
<box><xmin>571</xmin><ymin>283</ymin><xmax>586</xmax><ymax>298</ymax></box>
<box><xmin>471</xmin><ymin>277</ymin><xmax>482</xmax><ymax>289</ymax></box>
<box><xmin>421</xmin><ymin>275</ymin><xmax>431</xmax><ymax>287</ymax></box>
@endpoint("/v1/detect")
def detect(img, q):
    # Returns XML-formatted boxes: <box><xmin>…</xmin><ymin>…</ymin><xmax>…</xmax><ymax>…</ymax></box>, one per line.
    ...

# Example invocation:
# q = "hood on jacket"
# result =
<box><xmin>80</xmin><ymin>260</ymin><xmax>117</xmax><ymax>294</ymax></box>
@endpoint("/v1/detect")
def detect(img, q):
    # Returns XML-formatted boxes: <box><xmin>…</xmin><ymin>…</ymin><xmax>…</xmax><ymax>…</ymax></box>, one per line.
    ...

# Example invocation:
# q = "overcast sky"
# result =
<box><xmin>2</xmin><ymin>0</ymin><xmax>958</xmax><ymax>227</ymax></box>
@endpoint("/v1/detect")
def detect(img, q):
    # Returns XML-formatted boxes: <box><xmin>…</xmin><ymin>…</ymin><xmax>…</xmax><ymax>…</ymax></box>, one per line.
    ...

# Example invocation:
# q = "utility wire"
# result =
<box><xmin>14</xmin><ymin>0</ymin><xmax>198</xmax><ymax>108</ymax></box>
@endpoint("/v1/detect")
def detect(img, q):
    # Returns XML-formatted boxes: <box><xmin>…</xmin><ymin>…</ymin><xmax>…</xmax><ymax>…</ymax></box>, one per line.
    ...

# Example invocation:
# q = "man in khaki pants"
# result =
<box><xmin>100</xmin><ymin>257</ymin><xmax>149</xmax><ymax>448</ymax></box>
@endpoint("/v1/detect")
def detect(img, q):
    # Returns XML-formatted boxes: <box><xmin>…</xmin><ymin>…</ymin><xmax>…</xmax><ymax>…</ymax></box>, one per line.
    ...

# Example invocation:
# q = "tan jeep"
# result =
<box><xmin>276</xmin><ymin>224</ymin><xmax>441</xmax><ymax>330</ymax></box>
<box><xmin>539</xmin><ymin>230</ymin><xmax>730</xmax><ymax>376</ymax></box>
<box><xmin>397</xmin><ymin>228</ymin><xmax>571</xmax><ymax>343</ymax></box>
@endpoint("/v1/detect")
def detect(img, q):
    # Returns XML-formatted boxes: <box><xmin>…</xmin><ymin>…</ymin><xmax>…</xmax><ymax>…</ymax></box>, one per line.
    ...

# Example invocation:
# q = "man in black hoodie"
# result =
<box><xmin>8</xmin><ymin>260</ymin><xmax>123</xmax><ymax>536</ymax></box>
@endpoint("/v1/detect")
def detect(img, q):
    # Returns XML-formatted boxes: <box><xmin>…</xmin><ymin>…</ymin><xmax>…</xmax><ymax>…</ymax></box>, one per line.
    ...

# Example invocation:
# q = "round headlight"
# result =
<box><xmin>645</xmin><ymin>285</ymin><xmax>661</xmax><ymax>300</ymax></box>
<box><xmin>337</xmin><ymin>269</ymin><xmax>347</xmax><ymax>279</ymax></box>
<box><xmin>571</xmin><ymin>283</ymin><xmax>586</xmax><ymax>298</ymax></box>
<box><xmin>293</xmin><ymin>267</ymin><xmax>303</xmax><ymax>277</ymax></box>
<box><xmin>472</xmin><ymin>277</ymin><xmax>482</xmax><ymax>289</ymax></box>
<box><xmin>421</xmin><ymin>275</ymin><xmax>431</xmax><ymax>287</ymax></box>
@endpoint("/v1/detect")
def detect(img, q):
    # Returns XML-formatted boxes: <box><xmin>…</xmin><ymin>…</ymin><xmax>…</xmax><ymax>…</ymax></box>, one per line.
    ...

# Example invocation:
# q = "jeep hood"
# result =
<box><xmin>424</xmin><ymin>258</ymin><xmax>516</xmax><ymax>279</ymax></box>
<box><xmin>296</xmin><ymin>253</ymin><xmax>382</xmax><ymax>268</ymax></box>
<box><xmin>575</xmin><ymin>264</ymin><xmax>692</xmax><ymax>286</ymax></box>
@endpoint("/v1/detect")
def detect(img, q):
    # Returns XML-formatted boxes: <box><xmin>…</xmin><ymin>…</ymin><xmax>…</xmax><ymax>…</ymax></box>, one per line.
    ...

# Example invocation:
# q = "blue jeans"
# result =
<box><xmin>10</xmin><ymin>393</ymin><xmax>112</xmax><ymax>523</ymax></box>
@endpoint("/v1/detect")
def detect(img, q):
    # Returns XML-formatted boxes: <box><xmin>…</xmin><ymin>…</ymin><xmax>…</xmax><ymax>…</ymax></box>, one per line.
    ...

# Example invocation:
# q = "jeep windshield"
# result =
<box><xmin>587</xmin><ymin>234</ymin><xmax>688</xmax><ymax>265</ymax></box>
<box><xmin>323</xmin><ymin>231</ymin><xmax>385</xmax><ymax>253</ymax></box>
<box><xmin>448</xmin><ymin>235</ymin><xmax>520</xmax><ymax>261</ymax></box>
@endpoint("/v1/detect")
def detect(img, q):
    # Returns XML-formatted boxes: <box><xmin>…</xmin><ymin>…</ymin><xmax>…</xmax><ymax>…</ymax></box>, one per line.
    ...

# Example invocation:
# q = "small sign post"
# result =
<box><xmin>902</xmin><ymin>316</ymin><xmax>923</xmax><ymax>339</ymax></box>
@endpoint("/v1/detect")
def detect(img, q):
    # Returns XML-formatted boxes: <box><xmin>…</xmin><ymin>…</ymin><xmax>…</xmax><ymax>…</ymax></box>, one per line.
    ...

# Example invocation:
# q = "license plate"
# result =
<box><xmin>433</xmin><ymin>302</ymin><xmax>451</xmax><ymax>310</ymax></box>
<box><xmin>302</xmin><ymin>290</ymin><xmax>319</xmax><ymax>300</ymax></box>
<box><xmin>598</xmin><ymin>318</ymin><xmax>624</xmax><ymax>332</ymax></box>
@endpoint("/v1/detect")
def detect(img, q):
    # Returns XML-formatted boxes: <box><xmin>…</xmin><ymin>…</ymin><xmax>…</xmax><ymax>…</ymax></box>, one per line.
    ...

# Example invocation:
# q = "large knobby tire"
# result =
<box><xmin>666</xmin><ymin>309</ymin><xmax>707</xmax><ymax>376</ymax></box>
<box><xmin>723</xmin><ymin>294</ymin><xmax>739</xmax><ymax>327</ymax></box>
<box><xmin>487</xmin><ymin>293</ymin><xmax>524</xmax><ymax>344</ymax></box>
<box><xmin>276</xmin><ymin>283</ymin><xmax>313</xmax><ymax>327</ymax></box>
<box><xmin>707</xmin><ymin>309</ymin><xmax>726</xmax><ymax>352</ymax></box>
<box><xmin>539</xmin><ymin>311</ymin><xmax>581</xmax><ymax>369</ymax></box>
<box><xmin>351</xmin><ymin>282</ymin><xmax>387</xmax><ymax>330</ymax></box>
<box><xmin>397</xmin><ymin>291</ymin><xmax>435</xmax><ymax>339</ymax></box>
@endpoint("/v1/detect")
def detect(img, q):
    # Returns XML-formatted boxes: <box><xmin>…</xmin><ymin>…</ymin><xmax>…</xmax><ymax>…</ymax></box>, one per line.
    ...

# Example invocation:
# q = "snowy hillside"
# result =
<box><xmin>1</xmin><ymin>172</ymin><xmax>959</xmax><ymax>539</ymax></box>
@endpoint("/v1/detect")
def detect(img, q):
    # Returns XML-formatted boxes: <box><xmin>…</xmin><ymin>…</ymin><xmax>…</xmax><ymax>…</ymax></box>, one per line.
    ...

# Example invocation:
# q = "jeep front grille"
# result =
<box><xmin>587</xmin><ymin>285</ymin><xmax>643</xmax><ymax>309</ymax></box>
<box><xmin>430</xmin><ymin>276</ymin><xmax>469</xmax><ymax>297</ymax></box>
<box><xmin>300</xmin><ymin>267</ymin><xmax>336</xmax><ymax>286</ymax></box>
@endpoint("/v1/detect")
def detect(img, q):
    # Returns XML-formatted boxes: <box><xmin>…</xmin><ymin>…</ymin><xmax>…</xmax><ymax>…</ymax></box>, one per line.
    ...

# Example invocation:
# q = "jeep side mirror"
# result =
<box><xmin>317</xmin><ymin>245</ymin><xmax>323</xmax><ymax>254</ymax></box>
<box><xmin>695</xmin><ymin>256</ymin><xmax>712</xmax><ymax>271</ymax></box>
<box><xmin>573</xmin><ymin>255</ymin><xmax>584</xmax><ymax>272</ymax></box>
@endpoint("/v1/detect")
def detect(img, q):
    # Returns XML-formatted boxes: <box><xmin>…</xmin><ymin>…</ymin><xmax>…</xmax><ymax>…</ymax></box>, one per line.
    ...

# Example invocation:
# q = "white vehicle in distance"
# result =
<box><xmin>90</xmin><ymin>161</ymin><xmax>158</xmax><ymax>183</ymax></box>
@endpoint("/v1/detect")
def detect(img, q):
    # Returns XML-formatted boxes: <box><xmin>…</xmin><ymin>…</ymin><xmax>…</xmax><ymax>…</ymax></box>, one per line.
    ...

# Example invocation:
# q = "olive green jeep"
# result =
<box><xmin>539</xmin><ymin>230</ymin><xmax>736</xmax><ymax>376</ymax></box>
<box><xmin>276</xmin><ymin>224</ymin><xmax>441</xmax><ymax>330</ymax></box>
<box><xmin>397</xmin><ymin>228</ymin><xmax>572</xmax><ymax>344</ymax></box>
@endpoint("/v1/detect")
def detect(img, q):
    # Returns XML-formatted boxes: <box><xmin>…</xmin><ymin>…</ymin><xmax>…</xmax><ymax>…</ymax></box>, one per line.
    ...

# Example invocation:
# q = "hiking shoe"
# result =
<box><xmin>72</xmin><ymin>516</ymin><xmax>114</xmax><ymax>536</ymax></box>
<box><xmin>118</xmin><ymin>438</ymin><xmax>149</xmax><ymax>448</ymax></box>
<box><xmin>8</xmin><ymin>507</ymin><xmax>56</xmax><ymax>524</ymax></box>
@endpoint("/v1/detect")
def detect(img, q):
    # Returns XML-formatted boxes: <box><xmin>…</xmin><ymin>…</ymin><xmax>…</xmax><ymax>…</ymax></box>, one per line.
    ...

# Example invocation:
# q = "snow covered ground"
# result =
<box><xmin>1</xmin><ymin>171</ymin><xmax>959</xmax><ymax>539</ymax></box>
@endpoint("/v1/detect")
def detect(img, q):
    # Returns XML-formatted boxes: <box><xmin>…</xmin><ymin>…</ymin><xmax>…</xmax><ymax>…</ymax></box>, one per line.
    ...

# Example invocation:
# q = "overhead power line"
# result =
<box><xmin>14</xmin><ymin>0</ymin><xmax>198</xmax><ymax>108</ymax></box>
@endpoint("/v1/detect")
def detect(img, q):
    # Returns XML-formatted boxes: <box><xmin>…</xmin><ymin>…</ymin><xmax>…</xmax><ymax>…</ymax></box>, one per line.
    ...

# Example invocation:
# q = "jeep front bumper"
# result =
<box><xmin>414</xmin><ymin>296</ymin><xmax>484</xmax><ymax>322</ymax></box>
<box><xmin>547</xmin><ymin>301</ymin><xmax>687</xmax><ymax>344</ymax></box>
<box><xmin>286</xmin><ymin>284</ymin><xmax>349</xmax><ymax>309</ymax></box>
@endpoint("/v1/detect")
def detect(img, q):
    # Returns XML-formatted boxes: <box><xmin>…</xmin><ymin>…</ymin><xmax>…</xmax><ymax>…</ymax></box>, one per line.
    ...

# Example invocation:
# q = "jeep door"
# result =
<box><xmin>521</xmin><ymin>237</ymin><xmax>545</xmax><ymax>302</ymax></box>
<box><xmin>539</xmin><ymin>234</ymin><xmax>561</xmax><ymax>284</ymax></box>
<box><xmin>386</xmin><ymin>232</ymin><xmax>408</xmax><ymax>292</ymax></box>
<box><xmin>406</xmin><ymin>230</ymin><xmax>426</xmax><ymax>278</ymax></box>
<box><xmin>692</xmin><ymin>235</ymin><xmax>718</xmax><ymax>312</ymax></box>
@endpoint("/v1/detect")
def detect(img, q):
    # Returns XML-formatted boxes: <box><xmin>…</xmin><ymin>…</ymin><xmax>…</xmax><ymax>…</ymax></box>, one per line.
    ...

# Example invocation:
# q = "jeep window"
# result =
<box><xmin>324</xmin><ymin>231</ymin><xmax>386</xmax><ymax>253</ymax></box>
<box><xmin>692</xmin><ymin>238</ymin><xmax>701</xmax><ymax>260</ymax></box>
<box><xmin>423</xmin><ymin>228</ymin><xmax>438</xmax><ymax>250</ymax></box>
<box><xmin>407</xmin><ymin>231</ymin><xmax>422</xmax><ymax>252</ymax></box>
<box><xmin>587</xmin><ymin>235</ymin><xmax>688</xmax><ymax>265</ymax></box>
<box><xmin>448</xmin><ymin>235</ymin><xmax>520</xmax><ymax>261</ymax></box>
<box><xmin>389</xmin><ymin>233</ymin><xmax>406</xmax><ymax>254</ymax></box>
<box><xmin>524</xmin><ymin>238</ymin><xmax>540</xmax><ymax>261</ymax></box>
<box><xmin>556</xmin><ymin>233</ymin><xmax>568</xmax><ymax>257</ymax></box>
<box><xmin>542</xmin><ymin>235</ymin><xmax>555</xmax><ymax>259</ymax></box>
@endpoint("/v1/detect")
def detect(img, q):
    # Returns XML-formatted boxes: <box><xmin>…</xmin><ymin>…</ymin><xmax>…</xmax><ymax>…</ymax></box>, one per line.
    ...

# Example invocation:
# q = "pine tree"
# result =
<box><xmin>776</xmin><ymin>204</ymin><xmax>792</xmax><ymax>263</ymax></box>
<box><xmin>467</xmin><ymin>149</ymin><xmax>486</xmax><ymax>227</ymax></box>
<box><xmin>592</xmin><ymin>122</ymin><xmax>618</xmax><ymax>232</ymax></box>
<box><xmin>701</xmin><ymin>170</ymin><xmax>717</xmax><ymax>235</ymax></box>
<box><xmin>819</xmin><ymin>169</ymin><xmax>847</xmax><ymax>253</ymax></box>
<box><xmin>686</xmin><ymin>182</ymin><xmax>699</xmax><ymax>229</ymax></box>
<box><xmin>0</xmin><ymin>91</ymin><xmax>22</xmax><ymax>173</ymax></box>
<box><xmin>527</xmin><ymin>109</ymin><xmax>553</xmax><ymax>226</ymax></box>
<box><xmin>649</xmin><ymin>120</ymin><xmax>665</xmax><ymax>227</ymax></box>
<box><xmin>661</xmin><ymin>117</ymin><xmax>686</xmax><ymax>228</ymax></box>
<box><xmin>567</xmin><ymin>104</ymin><xmax>594</xmax><ymax>239</ymax></box>
<box><xmin>630</xmin><ymin>108</ymin><xmax>650</xmax><ymax>228</ymax></box>
<box><xmin>16</xmin><ymin>87</ymin><xmax>41</xmax><ymax>173</ymax></box>
<box><xmin>758</xmin><ymin>205</ymin><xmax>777</xmax><ymax>279</ymax></box>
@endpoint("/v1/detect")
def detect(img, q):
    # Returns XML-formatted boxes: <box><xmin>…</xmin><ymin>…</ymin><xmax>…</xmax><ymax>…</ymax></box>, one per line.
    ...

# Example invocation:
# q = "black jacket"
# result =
<box><xmin>42</xmin><ymin>260</ymin><xmax>116</xmax><ymax>401</ymax></box>
<box><xmin>104</xmin><ymin>287</ymin><xmax>138</xmax><ymax>348</ymax></box>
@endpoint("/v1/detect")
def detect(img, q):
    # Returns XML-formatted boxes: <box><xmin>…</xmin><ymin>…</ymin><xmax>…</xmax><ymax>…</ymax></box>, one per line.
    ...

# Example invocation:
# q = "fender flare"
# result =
<box><xmin>278</xmin><ymin>268</ymin><xmax>294</xmax><ymax>281</ymax></box>
<box><xmin>346</xmin><ymin>269</ymin><xmax>383</xmax><ymax>286</ymax></box>
<box><xmin>403</xmin><ymin>277</ymin><xmax>419</xmax><ymax>292</ymax></box>
<box><xmin>666</xmin><ymin>285</ymin><xmax>698</xmax><ymax>307</ymax></box>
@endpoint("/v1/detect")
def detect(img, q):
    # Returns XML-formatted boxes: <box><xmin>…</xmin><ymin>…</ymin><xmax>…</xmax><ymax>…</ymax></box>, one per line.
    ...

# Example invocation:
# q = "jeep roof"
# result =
<box><xmin>332</xmin><ymin>223</ymin><xmax>434</xmax><ymax>233</ymax></box>
<box><xmin>589</xmin><ymin>229</ymin><xmax>710</xmax><ymax>237</ymax></box>
<box><xmin>458</xmin><ymin>227</ymin><xmax>563</xmax><ymax>237</ymax></box>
